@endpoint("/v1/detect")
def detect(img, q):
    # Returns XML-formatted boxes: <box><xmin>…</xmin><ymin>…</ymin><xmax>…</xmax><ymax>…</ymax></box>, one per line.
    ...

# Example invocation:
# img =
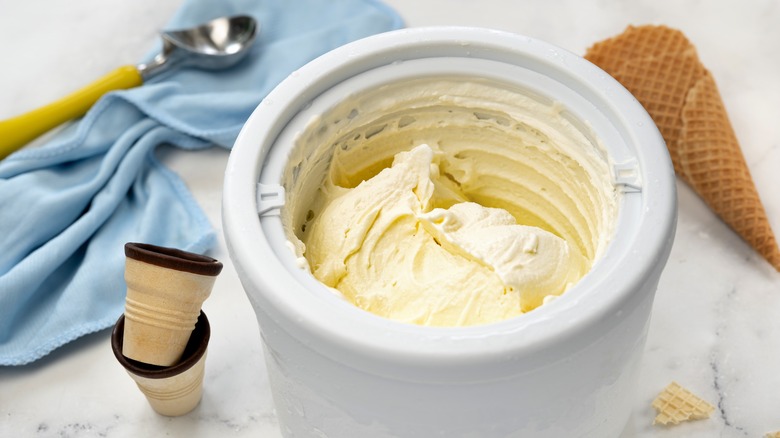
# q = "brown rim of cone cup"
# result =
<box><xmin>122</xmin><ymin>243</ymin><xmax>222</xmax><ymax>366</ymax></box>
<box><xmin>112</xmin><ymin>311</ymin><xmax>210</xmax><ymax>417</ymax></box>
<box><xmin>112</xmin><ymin>311</ymin><xmax>210</xmax><ymax>378</ymax></box>
<box><xmin>124</xmin><ymin>243</ymin><xmax>223</xmax><ymax>277</ymax></box>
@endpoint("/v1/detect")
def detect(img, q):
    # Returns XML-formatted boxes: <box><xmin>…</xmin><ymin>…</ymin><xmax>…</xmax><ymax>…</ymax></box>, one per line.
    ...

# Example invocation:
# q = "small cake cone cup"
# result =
<box><xmin>122</xmin><ymin>243</ymin><xmax>223</xmax><ymax>366</ymax></box>
<box><xmin>112</xmin><ymin>312</ymin><xmax>211</xmax><ymax>417</ymax></box>
<box><xmin>586</xmin><ymin>25</ymin><xmax>780</xmax><ymax>271</ymax></box>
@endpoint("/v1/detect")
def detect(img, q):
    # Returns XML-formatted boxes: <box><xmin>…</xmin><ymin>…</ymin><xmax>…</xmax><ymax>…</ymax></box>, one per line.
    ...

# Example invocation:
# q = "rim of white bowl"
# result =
<box><xmin>223</xmin><ymin>26</ymin><xmax>677</xmax><ymax>379</ymax></box>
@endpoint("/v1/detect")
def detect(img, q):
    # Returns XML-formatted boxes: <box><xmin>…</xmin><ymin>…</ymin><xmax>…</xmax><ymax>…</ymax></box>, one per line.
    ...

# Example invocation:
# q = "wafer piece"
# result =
<box><xmin>585</xmin><ymin>25</ymin><xmax>780</xmax><ymax>271</ymax></box>
<box><xmin>765</xmin><ymin>432</ymin><xmax>780</xmax><ymax>438</ymax></box>
<box><xmin>652</xmin><ymin>381</ymin><xmax>715</xmax><ymax>426</ymax></box>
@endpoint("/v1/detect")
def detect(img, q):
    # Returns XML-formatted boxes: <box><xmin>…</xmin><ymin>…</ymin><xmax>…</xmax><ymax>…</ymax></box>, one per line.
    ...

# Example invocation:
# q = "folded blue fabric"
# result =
<box><xmin>0</xmin><ymin>0</ymin><xmax>403</xmax><ymax>365</ymax></box>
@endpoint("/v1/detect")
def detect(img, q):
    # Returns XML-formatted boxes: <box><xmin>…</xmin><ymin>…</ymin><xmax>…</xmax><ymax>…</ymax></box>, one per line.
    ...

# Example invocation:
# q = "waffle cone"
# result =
<box><xmin>586</xmin><ymin>25</ymin><xmax>780</xmax><ymax>271</ymax></box>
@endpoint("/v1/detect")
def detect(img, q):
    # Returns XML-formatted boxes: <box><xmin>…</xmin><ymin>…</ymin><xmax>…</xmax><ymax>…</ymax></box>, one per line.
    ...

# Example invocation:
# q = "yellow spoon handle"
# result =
<box><xmin>0</xmin><ymin>65</ymin><xmax>143</xmax><ymax>160</ymax></box>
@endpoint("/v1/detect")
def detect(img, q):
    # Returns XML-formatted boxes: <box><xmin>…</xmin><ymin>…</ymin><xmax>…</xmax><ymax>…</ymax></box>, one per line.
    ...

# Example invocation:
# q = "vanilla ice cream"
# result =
<box><xmin>282</xmin><ymin>77</ymin><xmax>618</xmax><ymax>326</ymax></box>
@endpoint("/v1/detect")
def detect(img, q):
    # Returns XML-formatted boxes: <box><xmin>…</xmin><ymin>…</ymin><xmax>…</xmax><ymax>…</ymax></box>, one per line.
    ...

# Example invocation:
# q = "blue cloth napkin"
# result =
<box><xmin>0</xmin><ymin>0</ymin><xmax>403</xmax><ymax>366</ymax></box>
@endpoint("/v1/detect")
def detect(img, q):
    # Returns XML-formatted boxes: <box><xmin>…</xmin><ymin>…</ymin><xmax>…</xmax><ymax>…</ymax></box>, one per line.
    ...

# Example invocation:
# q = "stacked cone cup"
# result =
<box><xmin>112</xmin><ymin>243</ymin><xmax>222</xmax><ymax>416</ymax></box>
<box><xmin>112</xmin><ymin>312</ymin><xmax>211</xmax><ymax>416</ymax></box>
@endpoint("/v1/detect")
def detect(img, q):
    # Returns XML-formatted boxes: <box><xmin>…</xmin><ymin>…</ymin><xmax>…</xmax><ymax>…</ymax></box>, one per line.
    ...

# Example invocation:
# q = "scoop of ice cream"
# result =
<box><xmin>419</xmin><ymin>202</ymin><xmax>588</xmax><ymax>312</ymax></box>
<box><xmin>304</xmin><ymin>144</ymin><xmax>588</xmax><ymax>326</ymax></box>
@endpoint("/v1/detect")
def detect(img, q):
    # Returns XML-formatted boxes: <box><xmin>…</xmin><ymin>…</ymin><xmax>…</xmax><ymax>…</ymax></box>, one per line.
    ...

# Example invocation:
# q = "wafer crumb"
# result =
<box><xmin>652</xmin><ymin>381</ymin><xmax>715</xmax><ymax>426</ymax></box>
<box><xmin>765</xmin><ymin>432</ymin><xmax>780</xmax><ymax>438</ymax></box>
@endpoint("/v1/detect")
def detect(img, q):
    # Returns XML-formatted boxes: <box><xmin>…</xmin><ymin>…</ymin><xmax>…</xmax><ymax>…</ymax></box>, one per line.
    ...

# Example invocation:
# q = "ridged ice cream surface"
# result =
<box><xmin>283</xmin><ymin>78</ymin><xmax>618</xmax><ymax>326</ymax></box>
<box><xmin>304</xmin><ymin>145</ymin><xmax>589</xmax><ymax>325</ymax></box>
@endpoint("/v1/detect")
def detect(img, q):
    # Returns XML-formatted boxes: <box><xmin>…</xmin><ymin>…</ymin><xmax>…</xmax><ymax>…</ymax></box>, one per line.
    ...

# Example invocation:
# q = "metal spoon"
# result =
<box><xmin>0</xmin><ymin>15</ymin><xmax>258</xmax><ymax>159</ymax></box>
<box><xmin>138</xmin><ymin>15</ymin><xmax>257</xmax><ymax>80</ymax></box>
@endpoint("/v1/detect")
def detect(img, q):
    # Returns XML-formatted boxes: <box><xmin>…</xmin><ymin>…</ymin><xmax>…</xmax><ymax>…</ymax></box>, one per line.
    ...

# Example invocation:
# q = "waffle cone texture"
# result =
<box><xmin>651</xmin><ymin>381</ymin><xmax>714</xmax><ymax>426</ymax></box>
<box><xmin>586</xmin><ymin>25</ymin><xmax>780</xmax><ymax>271</ymax></box>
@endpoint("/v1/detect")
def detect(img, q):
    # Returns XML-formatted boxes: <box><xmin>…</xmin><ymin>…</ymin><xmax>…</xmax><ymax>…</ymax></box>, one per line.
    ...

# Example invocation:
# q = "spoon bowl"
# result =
<box><xmin>140</xmin><ymin>15</ymin><xmax>259</xmax><ymax>78</ymax></box>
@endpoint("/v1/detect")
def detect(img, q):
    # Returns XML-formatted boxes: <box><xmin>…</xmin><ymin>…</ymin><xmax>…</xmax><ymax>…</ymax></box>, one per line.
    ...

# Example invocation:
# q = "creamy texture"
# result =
<box><xmin>282</xmin><ymin>77</ymin><xmax>618</xmax><ymax>326</ymax></box>
<box><xmin>419</xmin><ymin>197</ymin><xmax>588</xmax><ymax>313</ymax></box>
<box><xmin>305</xmin><ymin>145</ymin><xmax>588</xmax><ymax>325</ymax></box>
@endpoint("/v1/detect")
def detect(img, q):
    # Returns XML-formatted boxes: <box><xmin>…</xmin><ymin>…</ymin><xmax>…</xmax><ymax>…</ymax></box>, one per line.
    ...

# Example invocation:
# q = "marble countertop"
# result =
<box><xmin>1</xmin><ymin>0</ymin><xmax>779</xmax><ymax>437</ymax></box>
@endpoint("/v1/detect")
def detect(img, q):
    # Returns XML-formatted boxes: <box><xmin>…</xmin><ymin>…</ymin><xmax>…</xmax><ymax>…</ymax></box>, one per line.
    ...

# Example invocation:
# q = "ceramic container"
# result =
<box><xmin>223</xmin><ymin>27</ymin><xmax>677</xmax><ymax>437</ymax></box>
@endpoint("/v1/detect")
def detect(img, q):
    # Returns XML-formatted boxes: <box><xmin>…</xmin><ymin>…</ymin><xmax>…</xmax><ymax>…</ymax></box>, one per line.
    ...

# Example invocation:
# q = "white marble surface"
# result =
<box><xmin>1</xmin><ymin>0</ymin><xmax>779</xmax><ymax>437</ymax></box>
